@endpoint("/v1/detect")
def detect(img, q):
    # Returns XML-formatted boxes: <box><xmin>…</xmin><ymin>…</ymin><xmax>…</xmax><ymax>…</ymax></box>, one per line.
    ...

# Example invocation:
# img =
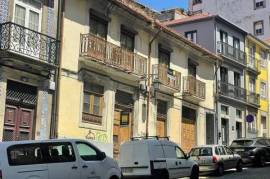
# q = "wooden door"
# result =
<box><xmin>113</xmin><ymin>109</ymin><xmax>132</xmax><ymax>159</ymax></box>
<box><xmin>181</xmin><ymin>118</ymin><xmax>196</xmax><ymax>153</ymax></box>
<box><xmin>3</xmin><ymin>105</ymin><xmax>34</xmax><ymax>141</ymax></box>
<box><xmin>156</xmin><ymin>118</ymin><xmax>166</xmax><ymax>137</ymax></box>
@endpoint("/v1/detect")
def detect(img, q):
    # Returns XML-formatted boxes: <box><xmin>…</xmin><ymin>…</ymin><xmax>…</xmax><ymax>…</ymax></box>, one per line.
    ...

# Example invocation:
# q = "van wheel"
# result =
<box><xmin>216</xmin><ymin>164</ymin><xmax>224</xmax><ymax>176</ymax></box>
<box><xmin>190</xmin><ymin>165</ymin><xmax>199</xmax><ymax>179</ymax></box>
<box><xmin>110</xmin><ymin>176</ymin><xmax>119</xmax><ymax>179</ymax></box>
<box><xmin>236</xmin><ymin>160</ymin><xmax>243</xmax><ymax>172</ymax></box>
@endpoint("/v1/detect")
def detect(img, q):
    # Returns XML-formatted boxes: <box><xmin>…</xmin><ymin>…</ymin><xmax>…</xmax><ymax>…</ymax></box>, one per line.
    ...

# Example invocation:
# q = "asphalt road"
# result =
<box><xmin>199</xmin><ymin>164</ymin><xmax>270</xmax><ymax>179</ymax></box>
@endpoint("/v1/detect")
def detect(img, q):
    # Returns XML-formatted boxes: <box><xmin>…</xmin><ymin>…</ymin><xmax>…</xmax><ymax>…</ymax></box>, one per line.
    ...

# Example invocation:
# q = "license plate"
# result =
<box><xmin>122</xmin><ymin>168</ymin><xmax>133</xmax><ymax>173</ymax></box>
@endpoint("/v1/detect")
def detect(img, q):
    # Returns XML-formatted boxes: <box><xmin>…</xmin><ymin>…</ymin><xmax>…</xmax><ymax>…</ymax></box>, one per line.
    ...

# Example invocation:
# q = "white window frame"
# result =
<box><xmin>254</xmin><ymin>20</ymin><xmax>264</xmax><ymax>36</ymax></box>
<box><xmin>260</xmin><ymin>81</ymin><xmax>267</xmax><ymax>99</ymax></box>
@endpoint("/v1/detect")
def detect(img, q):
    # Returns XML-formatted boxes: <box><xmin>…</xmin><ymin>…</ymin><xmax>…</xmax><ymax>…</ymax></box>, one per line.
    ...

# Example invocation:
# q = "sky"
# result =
<box><xmin>137</xmin><ymin>0</ymin><xmax>188</xmax><ymax>11</ymax></box>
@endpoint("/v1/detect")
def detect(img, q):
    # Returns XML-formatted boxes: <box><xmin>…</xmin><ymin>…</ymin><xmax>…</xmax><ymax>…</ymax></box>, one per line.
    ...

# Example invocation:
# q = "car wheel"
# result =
<box><xmin>190</xmin><ymin>165</ymin><xmax>199</xmax><ymax>179</ymax></box>
<box><xmin>236</xmin><ymin>160</ymin><xmax>243</xmax><ymax>172</ymax></box>
<box><xmin>258</xmin><ymin>155</ymin><xmax>266</xmax><ymax>167</ymax></box>
<box><xmin>216</xmin><ymin>164</ymin><xmax>224</xmax><ymax>176</ymax></box>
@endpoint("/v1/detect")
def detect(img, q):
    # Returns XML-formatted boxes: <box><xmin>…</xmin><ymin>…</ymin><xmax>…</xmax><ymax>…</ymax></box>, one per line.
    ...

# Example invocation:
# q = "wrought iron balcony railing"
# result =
<box><xmin>80</xmin><ymin>33</ymin><xmax>147</xmax><ymax>75</ymax></box>
<box><xmin>247</xmin><ymin>91</ymin><xmax>260</xmax><ymax>106</ymax></box>
<box><xmin>183</xmin><ymin>75</ymin><xmax>206</xmax><ymax>100</ymax></box>
<box><xmin>0</xmin><ymin>22</ymin><xmax>58</xmax><ymax>65</ymax></box>
<box><xmin>217</xmin><ymin>41</ymin><xmax>246</xmax><ymax>65</ymax></box>
<box><xmin>152</xmin><ymin>64</ymin><xmax>181</xmax><ymax>90</ymax></box>
<box><xmin>247</xmin><ymin>54</ymin><xmax>260</xmax><ymax>73</ymax></box>
<box><xmin>218</xmin><ymin>81</ymin><xmax>246</xmax><ymax>102</ymax></box>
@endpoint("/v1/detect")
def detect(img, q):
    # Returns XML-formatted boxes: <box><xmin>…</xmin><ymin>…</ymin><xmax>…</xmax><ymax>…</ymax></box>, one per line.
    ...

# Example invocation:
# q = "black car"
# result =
<box><xmin>230</xmin><ymin>138</ymin><xmax>270</xmax><ymax>167</ymax></box>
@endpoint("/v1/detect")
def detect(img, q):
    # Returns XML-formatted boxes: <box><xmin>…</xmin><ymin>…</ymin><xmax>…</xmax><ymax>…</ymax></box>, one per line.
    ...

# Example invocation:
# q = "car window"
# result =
<box><xmin>8</xmin><ymin>144</ymin><xmax>43</xmax><ymax>166</ymax></box>
<box><xmin>163</xmin><ymin>145</ymin><xmax>177</xmax><ymax>158</ymax></box>
<box><xmin>43</xmin><ymin>142</ymin><xmax>76</xmax><ymax>163</ymax></box>
<box><xmin>224</xmin><ymin>147</ymin><xmax>233</xmax><ymax>155</ymax></box>
<box><xmin>218</xmin><ymin>147</ymin><xmax>226</xmax><ymax>155</ymax></box>
<box><xmin>190</xmin><ymin>147</ymin><xmax>212</xmax><ymax>156</ymax></box>
<box><xmin>255</xmin><ymin>139</ymin><xmax>267</xmax><ymax>146</ymax></box>
<box><xmin>215</xmin><ymin>147</ymin><xmax>219</xmax><ymax>155</ymax></box>
<box><xmin>265</xmin><ymin>139</ymin><xmax>270</xmax><ymax>145</ymax></box>
<box><xmin>231</xmin><ymin>140</ymin><xmax>254</xmax><ymax>147</ymax></box>
<box><xmin>175</xmin><ymin>147</ymin><xmax>186</xmax><ymax>159</ymax></box>
<box><xmin>76</xmin><ymin>142</ymin><xmax>99</xmax><ymax>161</ymax></box>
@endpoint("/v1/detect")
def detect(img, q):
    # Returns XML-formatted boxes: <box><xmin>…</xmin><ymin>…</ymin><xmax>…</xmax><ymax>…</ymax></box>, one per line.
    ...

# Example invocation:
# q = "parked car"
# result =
<box><xmin>119</xmin><ymin>137</ymin><xmax>199</xmax><ymax>179</ymax></box>
<box><xmin>230</xmin><ymin>138</ymin><xmax>270</xmax><ymax>167</ymax></box>
<box><xmin>189</xmin><ymin>145</ymin><xmax>242</xmax><ymax>176</ymax></box>
<box><xmin>0</xmin><ymin>139</ymin><xmax>121</xmax><ymax>179</ymax></box>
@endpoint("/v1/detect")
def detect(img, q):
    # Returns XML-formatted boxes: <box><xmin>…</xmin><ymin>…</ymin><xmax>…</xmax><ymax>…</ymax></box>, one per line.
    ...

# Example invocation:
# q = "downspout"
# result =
<box><xmin>50</xmin><ymin>0</ymin><xmax>64</xmax><ymax>138</ymax></box>
<box><xmin>146</xmin><ymin>26</ymin><xmax>161</xmax><ymax>137</ymax></box>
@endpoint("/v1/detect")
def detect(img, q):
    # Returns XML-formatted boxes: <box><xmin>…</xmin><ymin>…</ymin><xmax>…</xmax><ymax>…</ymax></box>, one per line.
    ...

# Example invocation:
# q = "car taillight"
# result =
<box><xmin>212</xmin><ymin>156</ymin><xmax>218</xmax><ymax>163</ymax></box>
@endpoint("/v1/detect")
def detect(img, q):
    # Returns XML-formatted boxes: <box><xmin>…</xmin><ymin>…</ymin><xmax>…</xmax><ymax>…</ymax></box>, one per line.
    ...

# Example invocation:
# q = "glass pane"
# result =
<box><xmin>83</xmin><ymin>93</ymin><xmax>90</xmax><ymax>103</ymax></box>
<box><xmin>29</xmin><ymin>10</ymin><xmax>39</xmax><ymax>31</ymax></box>
<box><xmin>176</xmin><ymin>147</ymin><xmax>185</xmax><ymax>158</ymax></box>
<box><xmin>83</xmin><ymin>103</ymin><xmax>90</xmax><ymax>113</ymax></box>
<box><xmin>93</xmin><ymin>96</ymin><xmax>100</xmax><ymax>115</ymax></box>
<box><xmin>45</xmin><ymin>143</ymin><xmax>75</xmax><ymax>163</ymax></box>
<box><xmin>76</xmin><ymin>143</ymin><xmax>98</xmax><ymax>161</ymax></box>
<box><xmin>15</xmin><ymin>5</ymin><xmax>26</xmax><ymax>26</ymax></box>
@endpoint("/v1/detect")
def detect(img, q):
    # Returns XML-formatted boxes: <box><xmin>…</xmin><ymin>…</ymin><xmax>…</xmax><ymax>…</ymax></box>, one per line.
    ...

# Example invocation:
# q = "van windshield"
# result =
<box><xmin>230</xmin><ymin>140</ymin><xmax>254</xmax><ymax>147</ymax></box>
<box><xmin>190</xmin><ymin>147</ymin><xmax>212</xmax><ymax>156</ymax></box>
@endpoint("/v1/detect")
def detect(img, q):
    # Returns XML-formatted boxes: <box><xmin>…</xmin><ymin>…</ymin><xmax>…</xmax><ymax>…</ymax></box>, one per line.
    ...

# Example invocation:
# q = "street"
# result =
<box><xmin>200</xmin><ymin>164</ymin><xmax>270</xmax><ymax>179</ymax></box>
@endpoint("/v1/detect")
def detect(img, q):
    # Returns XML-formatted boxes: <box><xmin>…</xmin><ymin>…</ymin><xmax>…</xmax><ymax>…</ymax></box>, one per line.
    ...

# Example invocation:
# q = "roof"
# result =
<box><xmin>108</xmin><ymin>0</ymin><xmax>222</xmax><ymax>61</ymax></box>
<box><xmin>164</xmin><ymin>13</ymin><xmax>247</xmax><ymax>35</ymax></box>
<box><xmin>247</xmin><ymin>34</ymin><xmax>270</xmax><ymax>50</ymax></box>
<box><xmin>265</xmin><ymin>38</ymin><xmax>270</xmax><ymax>45</ymax></box>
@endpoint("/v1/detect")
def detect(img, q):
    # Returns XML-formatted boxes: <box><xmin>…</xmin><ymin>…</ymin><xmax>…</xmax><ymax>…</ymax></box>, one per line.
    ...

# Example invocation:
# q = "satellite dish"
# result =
<box><xmin>246</xmin><ymin>114</ymin><xmax>254</xmax><ymax>123</ymax></box>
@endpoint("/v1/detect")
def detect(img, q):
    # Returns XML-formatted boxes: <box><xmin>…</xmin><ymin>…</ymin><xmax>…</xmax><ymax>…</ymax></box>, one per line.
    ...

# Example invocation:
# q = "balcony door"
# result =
<box><xmin>220</xmin><ymin>67</ymin><xmax>228</xmax><ymax>94</ymax></box>
<box><xmin>233</xmin><ymin>37</ymin><xmax>240</xmax><ymax>59</ymax></box>
<box><xmin>220</xmin><ymin>31</ymin><xmax>228</xmax><ymax>54</ymax></box>
<box><xmin>249</xmin><ymin>46</ymin><xmax>256</xmax><ymax>68</ymax></box>
<box><xmin>13</xmin><ymin>0</ymin><xmax>42</xmax><ymax>58</ymax></box>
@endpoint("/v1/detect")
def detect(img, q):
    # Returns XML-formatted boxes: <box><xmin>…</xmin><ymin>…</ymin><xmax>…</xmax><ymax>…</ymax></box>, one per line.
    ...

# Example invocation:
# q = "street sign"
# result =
<box><xmin>246</xmin><ymin>114</ymin><xmax>254</xmax><ymax>123</ymax></box>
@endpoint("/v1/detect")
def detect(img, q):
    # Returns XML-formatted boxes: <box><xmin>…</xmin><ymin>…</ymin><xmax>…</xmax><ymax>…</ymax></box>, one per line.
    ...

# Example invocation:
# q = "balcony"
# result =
<box><xmin>0</xmin><ymin>22</ymin><xmax>58</xmax><ymax>66</ymax></box>
<box><xmin>217</xmin><ymin>41</ymin><xmax>246</xmax><ymax>66</ymax></box>
<box><xmin>152</xmin><ymin>64</ymin><xmax>181</xmax><ymax>92</ymax></box>
<box><xmin>183</xmin><ymin>76</ymin><xmax>206</xmax><ymax>101</ymax></box>
<box><xmin>80</xmin><ymin>33</ymin><xmax>147</xmax><ymax>76</ymax></box>
<box><xmin>246</xmin><ymin>54</ymin><xmax>260</xmax><ymax>74</ymax></box>
<box><xmin>218</xmin><ymin>81</ymin><xmax>246</xmax><ymax>102</ymax></box>
<box><xmin>247</xmin><ymin>91</ymin><xmax>260</xmax><ymax>107</ymax></box>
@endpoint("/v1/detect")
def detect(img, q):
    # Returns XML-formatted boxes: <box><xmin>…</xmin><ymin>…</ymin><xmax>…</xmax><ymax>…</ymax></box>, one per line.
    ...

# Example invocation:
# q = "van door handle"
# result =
<box><xmin>175</xmin><ymin>162</ymin><xmax>178</xmax><ymax>166</ymax></box>
<box><xmin>82</xmin><ymin>165</ymin><xmax>88</xmax><ymax>168</ymax></box>
<box><xmin>179</xmin><ymin>162</ymin><xmax>182</xmax><ymax>165</ymax></box>
<box><xmin>71</xmin><ymin>166</ymin><xmax>78</xmax><ymax>169</ymax></box>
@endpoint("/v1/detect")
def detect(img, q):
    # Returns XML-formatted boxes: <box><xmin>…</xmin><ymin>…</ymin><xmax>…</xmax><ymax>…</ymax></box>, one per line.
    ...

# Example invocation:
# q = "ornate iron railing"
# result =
<box><xmin>80</xmin><ymin>33</ymin><xmax>147</xmax><ymax>75</ymax></box>
<box><xmin>217</xmin><ymin>41</ymin><xmax>246</xmax><ymax>65</ymax></box>
<box><xmin>218</xmin><ymin>81</ymin><xmax>246</xmax><ymax>102</ymax></box>
<box><xmin>247</xmin><ymin>54</ymin><xmax>260</xmax><ymax>72</ymax></box>
<box><xmin>152</xmin><ymin>64</ymin><xmax>181</xmax><ymax>90</ymax></box>
<box><xmin>247</xmin><ymin>91</ymin><xmax>260</xmax><ymax>106</ymax></box>
<box><xmin>183</xmin><ymin>75</ymin><xmax>206</xmax><ymax>100</ymax></box>
<box><xmin>0</xmin><ymin>22</ymin><xmax>58</xmax><ymax>65</ymax></box>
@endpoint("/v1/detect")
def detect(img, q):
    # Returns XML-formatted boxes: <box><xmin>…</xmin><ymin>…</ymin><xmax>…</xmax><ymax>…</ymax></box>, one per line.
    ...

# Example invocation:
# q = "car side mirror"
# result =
<box><xmin>98</xmin><ymin>152</ymin><xmax>106</xmax><ymax>160</ymax></box>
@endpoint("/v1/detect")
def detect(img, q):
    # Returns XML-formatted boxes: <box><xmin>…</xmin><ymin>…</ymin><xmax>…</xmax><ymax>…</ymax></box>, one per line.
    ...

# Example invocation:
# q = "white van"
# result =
<box><xmin>0</xmin><ymin>139</ymin><xmax>121</xmax><ymax>179</ymax></box>
<box><xmin>119</xmin><ymin>137</ymin><xmax>199</xmax><ymax>179</ymax></box>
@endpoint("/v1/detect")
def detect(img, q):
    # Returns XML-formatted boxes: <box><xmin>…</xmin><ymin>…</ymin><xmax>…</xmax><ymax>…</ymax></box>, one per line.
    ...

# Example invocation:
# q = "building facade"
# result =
<box><xmin>246</xmin><ymin>35</ymin><xmax>270</xmax><ymax>138</ymax></box>
<box><xmin>188</xmin><ymin>0</ymin><xmax>270</xmax><ymax>40</ymax></box>
<box><xmin>0</xmin><ymin>0</ymin><xmax>59</xmax><ymax>141</ymax></box>
<box><xmin>165</xmin><ymin>14</ymin><xmax>261</xmax><ymax>145</ymax></box>
<box><xmin>56</xmin><ymin>0</ymin><xmax>220</xmax><ymax>157</ymax></box>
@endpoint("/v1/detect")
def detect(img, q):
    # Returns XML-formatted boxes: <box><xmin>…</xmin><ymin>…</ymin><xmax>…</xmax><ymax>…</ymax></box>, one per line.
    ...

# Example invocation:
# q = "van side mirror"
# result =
<box><xmin>98</xmin><ymin>152</ymin><xmax>106</xmax><ymax>160</ymax></box>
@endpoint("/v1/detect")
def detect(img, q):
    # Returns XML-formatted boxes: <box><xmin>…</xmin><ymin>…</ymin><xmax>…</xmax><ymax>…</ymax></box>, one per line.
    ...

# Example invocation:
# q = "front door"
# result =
<box><xmin>221</xmin><ymin>118</ymin><xmax>229</xmax><ymax>145</ymax></box>
<box><xmin>3</xmin><ymin>105</ymin><xmax>34</xmax><ymax>141</ymax></box>
<box><xmin>156</xmin><ymin>100</ymin><xmax>167</xmax><ymax>137</ymax></box>
<box><xmin>206</xmin><ymin>113</ymin><xmax>215</xmax><ymax>144</ymax></box>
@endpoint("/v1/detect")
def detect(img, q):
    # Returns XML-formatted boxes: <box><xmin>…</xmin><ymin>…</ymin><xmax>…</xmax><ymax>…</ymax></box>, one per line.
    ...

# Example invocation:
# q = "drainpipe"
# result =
<box><xmin>214</xmin><ymin>60</ymin><xmax>221</xmax><ymax>144</ymax></box>
<box><xmin>50</xmin><ymin>0</ymin><xmax>64</xmax><ymax>139</ymax></box>
<box><xmin>145</xmin><ymin>27</ymin><xmax>161</xmax><ymax>138</ymax></box>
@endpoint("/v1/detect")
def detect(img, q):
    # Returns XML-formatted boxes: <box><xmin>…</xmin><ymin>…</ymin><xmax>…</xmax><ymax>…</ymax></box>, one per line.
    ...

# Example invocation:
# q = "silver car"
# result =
<box><xmin>189</xmin><ymin>145</ymin><xmax>243</xmax><ymax>176</ymax></box>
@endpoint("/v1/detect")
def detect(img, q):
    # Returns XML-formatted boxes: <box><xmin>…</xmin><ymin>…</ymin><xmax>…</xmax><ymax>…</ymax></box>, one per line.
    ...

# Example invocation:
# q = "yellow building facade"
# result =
<box><xmin>246</xmin><ymin>35</ymin><xmax>270</xmax><ymax>138</ymax></box>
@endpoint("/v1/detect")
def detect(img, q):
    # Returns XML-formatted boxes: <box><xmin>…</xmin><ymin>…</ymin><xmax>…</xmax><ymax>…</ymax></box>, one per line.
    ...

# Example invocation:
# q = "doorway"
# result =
<box><xmin>206</xmin><ymin>113</ymin><xmax>215</xmax><ymax>144</ymax></box>
<box><xmin>221</xmin><ymin>118</ymin><xmax>229</xmax><ymax>145</ymax></box>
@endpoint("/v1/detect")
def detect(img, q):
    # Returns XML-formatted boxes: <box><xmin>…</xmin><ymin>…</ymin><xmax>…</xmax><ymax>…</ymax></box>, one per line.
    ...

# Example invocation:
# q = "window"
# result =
<box><xmin>234</xmin><ymin>72</ymin><xmax>240</xmax><ymax>87</ymax></box>
<box><xmin>260</xmin><ymin>50</ymin><xmax>268</xmax><ymax>67</ymax></box>
<box><xmin>157</xmin><ymin>100</ymin><xmax>167</xmax><ymax>119</ymax></box>
<box><xmin>221</xmin><ymin>105</ymin><xmax>228</xmax><ymax>115</ymax></box>
<box><xmin>90</xmin><ymin>14</ymin><xmax>108</xmax><ymax>39</ymax></box>
<box><xmin>254</xmin><ymin>21</ymin><xmax>264</xmax><ymax>36</ymax></box>
<box><xmin>82</xmin><ymin>83</ymin><xmax>104</xmax><ymax>125</ymax></box>
<box><xmin>190</xmin><ymin>147</ymin><xmax>212</xmax><ymax>156</ymax></box>
<box><xmin>159</xmin><ymin>47</ymin><xmax>170</xmax><ymax>67</ymax></box>
<box><xmin>120</xmin><ymin>28</ymin><xmax>135</xmax><ymax>51</ymax></box>
<box><xmin>236</xmin><ymin>109</ymin><xmax>242</xmax><ymax>118</ymax></box>
<box><xmin>44</xmin><ymin>142</ymin><xmax>76</xmax><ymax>163</ymax></box>
<box><xmin>185</xmin><ymin>31</ymin><xmax>197</xmax><ymax>43</ymax></box>
<box><xmin>193</xmin><ymin>0</ymin><xmax>202</xmax><ymax>5</ymax></box>
<box><xmin>8</xmin><ymin>144</ymin><xmax>43</xmax><ymax>165</ymax></box>
<box><xmin>76</xmin><ymin>142</ymin><xmax>99</xmax><ymax>161</ymax></box>
<box><xmin>175</xmin><ymin>147</ymin><xmax>186</xmax><ymax>159</ymax></box>
<box><xmin>182</xmin><ymin>106</ymin><xmax>196</xmax><ymax>121</ymax></box>
<box><xmin>188</xmin><ymin>60</ymin><xmax>197</xmax><ymax>77</ymax></box>
<box><xmin>254</xmin><ymin>0</ymin><xmax>265</xmax><ymax>9</ymax></box>
<box><xmin>220</xmin><ymin>67</ymin><xmax>228</xmax><ymax>82</ymax></box>
<box><xmin>260</xmin><ymin>82</ymin><xmax>267</xmax><ymax>98</ymax></box>
<box><xmin>261</xmin><ymin>116</ymin><xmax>267</xmax><ymax>129</ymax></box>
<box><xmin>120</xmin><ymin>111</ymin><xmax>129</xmax><ymax>126</ymax></box>
<box><xmin>249</xmin><ymin>77</ymin><xmax>256</xmax><ymax>92</ymax></box>
<box><xmin>217</xmin><ymin>146</ymin><xmax>226</xmax><ymax>155</ymax></box>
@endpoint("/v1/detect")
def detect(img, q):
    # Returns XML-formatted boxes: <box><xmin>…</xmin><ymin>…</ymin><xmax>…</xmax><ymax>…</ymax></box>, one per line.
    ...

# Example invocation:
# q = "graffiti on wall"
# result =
<box><xmin>85</xmin><ymin>130</ymin><xmax>108</xmax><ymax>143</ymax></box>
